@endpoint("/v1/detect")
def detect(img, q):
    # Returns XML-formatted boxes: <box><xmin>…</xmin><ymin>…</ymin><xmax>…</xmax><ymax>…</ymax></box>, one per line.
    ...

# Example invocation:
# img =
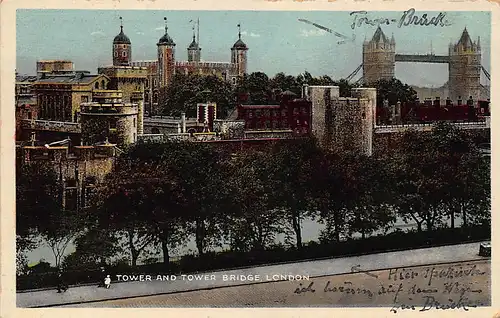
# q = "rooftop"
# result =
<box><xmin>35</xmin><ymin>74</ymin><xmax>104</xmax><ymax>85</ymax></box>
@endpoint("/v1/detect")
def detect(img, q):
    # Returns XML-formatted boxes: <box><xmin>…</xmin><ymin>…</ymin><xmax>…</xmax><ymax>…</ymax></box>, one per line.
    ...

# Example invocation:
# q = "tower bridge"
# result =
<box><xmin>347</xmin><ymin>26</ymin><xmax>489</xmax><ymax>102</ymax></box>
<box><xmin>394</xmin><ymin>54</ymin><xmax>450</xmax><ymax>64</ymax></box>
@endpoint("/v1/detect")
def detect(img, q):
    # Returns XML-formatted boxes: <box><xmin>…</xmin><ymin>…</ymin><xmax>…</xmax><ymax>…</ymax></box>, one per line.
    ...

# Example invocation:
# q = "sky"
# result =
<box><xmin>16</xmin><ymin>10</ymin><xmax>491</xmax><ymax>87</ymax></box>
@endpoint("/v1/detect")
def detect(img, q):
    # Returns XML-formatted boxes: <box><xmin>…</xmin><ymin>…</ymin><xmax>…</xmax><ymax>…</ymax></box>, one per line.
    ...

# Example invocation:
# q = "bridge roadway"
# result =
<box><xmin>395</xmin><ymin>54</ymin><xmax>450</xmax><ymax>64</ymax></box>
<box><xmin>17</xmin><ymin>242</ymin><xmax>487</xmax><ymax>308</ymax></box>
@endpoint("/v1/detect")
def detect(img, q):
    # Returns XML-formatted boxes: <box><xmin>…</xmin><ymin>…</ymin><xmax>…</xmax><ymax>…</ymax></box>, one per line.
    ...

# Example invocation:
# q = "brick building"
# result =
<box><xmin>236</xmin><ymin>91</ymin><xmax>312</xmax><ymax>137</ymax></box>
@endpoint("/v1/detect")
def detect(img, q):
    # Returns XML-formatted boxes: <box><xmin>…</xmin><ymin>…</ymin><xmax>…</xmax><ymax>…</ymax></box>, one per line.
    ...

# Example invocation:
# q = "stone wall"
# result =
<box><xmin>307</xmin><ymin>85</ymin><xmax>340</xmax><ymax>146</ymax></box>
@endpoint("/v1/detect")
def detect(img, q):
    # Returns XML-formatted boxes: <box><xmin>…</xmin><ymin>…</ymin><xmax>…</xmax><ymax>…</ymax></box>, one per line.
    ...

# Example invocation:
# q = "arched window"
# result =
<box><xmin>122</xmin><ymin>51</ymin><xmax>127</xmax><ymax>57</ymax></box>
<box><xmin>95</xmin><ymin>82</ymin><xmax>99</xmax><ymax>89</ymax></box>
<box><xmin>114</xmin><ymin>51</ymin><xmax>118</xmax><ymax>57</ymax></box>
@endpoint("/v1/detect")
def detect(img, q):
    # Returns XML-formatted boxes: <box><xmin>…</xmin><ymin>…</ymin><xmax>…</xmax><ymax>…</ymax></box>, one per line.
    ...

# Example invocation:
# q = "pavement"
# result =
<box><xmin>17</xmin><ymin>242</ymin><xmax>488</xmax><ymax>308</ymax></box>
<box><xmin>62</xmin><ymin>259</ymin><xmax>491</xmax><ymax>308</ymax></box>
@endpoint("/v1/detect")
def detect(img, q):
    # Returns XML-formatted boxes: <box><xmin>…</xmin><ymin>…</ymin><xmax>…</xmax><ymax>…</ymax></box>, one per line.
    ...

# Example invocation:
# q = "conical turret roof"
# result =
<box><xmin>188</xmin><ymin>34</ymin><xmax>199</xmax><ymax>50</ymax></box>
<box><xmin>457</xmin><ymin>27</ymin><xmax>473</xmax><ymax>48</ymax></box>
<box><xmin>371</xmin><ymin>26</ymin><xmax>389</xmax><ymax>44</ymax></box>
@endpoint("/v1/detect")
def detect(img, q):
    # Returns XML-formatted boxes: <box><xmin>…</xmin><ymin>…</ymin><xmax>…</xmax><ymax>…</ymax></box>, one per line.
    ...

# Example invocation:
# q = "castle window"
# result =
<box><xmin>133</xmin><ymin>118</ymin><xmax>136</xmax><ymax>128</ymax></box>
<box><xmin>232</xmin><ymin>77</ymin><xmax>236</xmax><ymax>85</ymax></box>
<box><xmin>95</xmin><ymin>82</ymin><xmax>99</xmax><ymax>89</ymax></box>
<box><xmin>362</xmin><ymin>112</ymin><xmax>366</xmax><ymax>119</ymax></box>
<box><xmin>123</xmin><ymin>51</ymin><xmax>127</xmax><ymax>57</ymax></box>
<box><xmin>114</xmin><ymin>51</ymin><xmax>118</xmax><ymax>57</ymax></box>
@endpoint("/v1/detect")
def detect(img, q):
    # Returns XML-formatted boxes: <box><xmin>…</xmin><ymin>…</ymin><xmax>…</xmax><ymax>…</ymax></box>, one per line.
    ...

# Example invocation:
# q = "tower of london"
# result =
<box><xmin>119</xmin><ymin>18</ymin><xmax>249</xmax><ymax>115</ymax></box>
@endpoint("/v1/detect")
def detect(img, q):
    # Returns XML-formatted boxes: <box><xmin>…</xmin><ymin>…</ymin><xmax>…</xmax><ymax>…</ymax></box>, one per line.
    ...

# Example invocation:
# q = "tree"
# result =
<box><xmin>225</xmin><ymin>149</ymin><xmax>288</xmax><ymax>251</ymax></box>
<box><xmin>388</xmin><ymin>128</ymin><xmax>447</xmax><ymax>232</ymax></box>
<box><xmin>236</xmin><ymin>72</ymin><xmax>272</xmax><ymax>105</ymax></box>
<box><xmin>269</xmin><ymin>72</ymin><xmax>302</xmax><ymax>96</ymax></box>
<box><xmin>268</xmin><ymin>138</ymin><xmax>322</xmax><ymax>249</ymax></box>
<box><xmin>62</xmin><ymin>228</ymin><xmax>123</xmax><ymax>271</ymax></box>
<box><xmin>16</xmin><ymin>161</ymin><xmax>61</xmax><ymax>240</ymax></box>
<box><xmin>429</xmin><ymin>123</ymin><xmax>491</xmax><ymax>228</ymax></box>
<box><xmin>96</xmin><ymin>162</ymin><xmax>159</xmax><ymax>268</ymax></box>
<box><xmin>16</xmin><ymin>160</ymin><xmax>84</xmax><ymax>270</ymax></box>
<box><xmin>366</xmin><ymin>78</ymin><xmax>417</xmax><ymax>107</ymax></box>
<box><xmin>344</xmin><ymin>155</ymin><xmax>395</xmax><ymax>239</ymax></box>
<box><xmin>163</xmin><ymin>142</ymin><xmax>231</xmax><ymax>256</ymax></box>
<box><xmin>159</xmin><ymin>73</ymin><xmax>234</xmax><ymax>118</ymax></box>
<box><xmin>333</xmin><ymin>79</ymin><xmax>359</xmax><ymax>97</ymax></box>
<box><xmin>317</xmin><ymin>152</ymin><xmax>359</xmax><ymax>243</ymax></box>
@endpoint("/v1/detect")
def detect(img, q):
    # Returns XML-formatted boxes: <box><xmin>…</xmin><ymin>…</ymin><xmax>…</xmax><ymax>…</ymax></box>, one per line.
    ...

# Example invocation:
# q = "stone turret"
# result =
<box><xmin>363</xmin><ymin>26</ymin><xmax>395</xmax><ymax>84</ymax></box>
<box><xmin>157</xmin><ymin>17</ymin><xmax>176</xmax><ymax>87</ymax></box>
<box><xmin>448</xmin><ymin>27</ymin><xmax>481</xmax><ymax>101</ymax></box>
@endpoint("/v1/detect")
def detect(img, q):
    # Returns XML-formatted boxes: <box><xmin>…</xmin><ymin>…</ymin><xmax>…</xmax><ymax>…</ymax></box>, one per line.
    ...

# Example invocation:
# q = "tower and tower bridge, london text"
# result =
<box><xmin>115</xmin><ymin>274</ymin><xmax>311</xmax><ymax>282</ymax></box>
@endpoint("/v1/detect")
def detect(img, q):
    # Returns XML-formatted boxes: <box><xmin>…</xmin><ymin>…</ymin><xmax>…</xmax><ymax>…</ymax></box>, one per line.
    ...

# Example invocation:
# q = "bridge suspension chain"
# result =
<box><xmin>481</xmin><ymin>66</ymin><xmax>490</xmax><ymax>81</ymax></box>
<box><xmin>346</xmin><ymin>64</ymin><xmax>363</xmax><ymax>82</ymax></box>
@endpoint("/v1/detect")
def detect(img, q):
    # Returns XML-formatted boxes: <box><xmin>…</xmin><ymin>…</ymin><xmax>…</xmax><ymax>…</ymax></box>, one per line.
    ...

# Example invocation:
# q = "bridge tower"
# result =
<box><xmin>449</xmin><ymin>28</ymin><xmax>481</xmax><ymax>102</ymax></box>
<box><xmin>362</xmin><ymin>26</ymin><xmax>395</xmax><ymax>84</ymax></box>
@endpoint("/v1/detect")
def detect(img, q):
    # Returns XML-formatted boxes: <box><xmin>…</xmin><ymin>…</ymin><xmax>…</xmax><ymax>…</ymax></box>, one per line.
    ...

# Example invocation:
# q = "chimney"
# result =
<box><xmin>181</xmin><ymin>112</ymin><xmax>186</xmax><ymax>133</ymax></box>
<box><xmin>302</xmin><ymin>84</ymin><xmax>310</xmax><ymax>100</ymax></box>
<box><xmin>433</xmin><ymin>97</ymin><xmax>440</xmax><ymax>108</ymax></box>
<box><xmin>446</xmin><ymin>97</ymin><xmax>452</xmax><ymax>107</ymax></box>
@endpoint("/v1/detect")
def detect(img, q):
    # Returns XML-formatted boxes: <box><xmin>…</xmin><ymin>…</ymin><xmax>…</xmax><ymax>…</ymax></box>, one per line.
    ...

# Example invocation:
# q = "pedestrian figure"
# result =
<box><xmin>56</xmin><ymin>270</ymin><xmax>68</xmax><ymax>293</ymax></box>
<box><xmin>98</xmin><ymin>266</ymin><xmax>105</xmax><ymax>287</ymax></box>
<box><xmin>104</xmin><ymin>275</ymin><xmax>111</xmax><ymax>289</ymax></box>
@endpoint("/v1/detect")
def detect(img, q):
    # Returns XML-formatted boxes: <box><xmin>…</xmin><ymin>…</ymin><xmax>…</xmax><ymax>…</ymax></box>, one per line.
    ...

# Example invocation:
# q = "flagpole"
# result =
<box><xmin>197</xmin><ymin>18</ymin><xmax>200</xmax><ymax>44</ymax></box>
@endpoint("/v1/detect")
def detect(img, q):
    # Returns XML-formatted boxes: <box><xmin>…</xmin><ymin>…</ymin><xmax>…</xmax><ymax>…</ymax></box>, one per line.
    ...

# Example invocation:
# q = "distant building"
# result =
<box><xmin>17</xmin><ymin>140</ymin><xmax>117</xmax><ymax>213</ymax></box>
<box><xmin>236</xmin><ymin>91</ymin><xmax>312</xmax><ymax>138</ymax></box>
<box><xmin>80</xmin><ymin>90</ymin><xmax>139</xmax><ymax>146</ymax></box>
<box><xmin>362</xmin><ymin>26</ymin><xmax>485</xmax><ymax>102</ymax></box>
<box><xmin>449</xmin><ymin>28</ymin><xmax>482</xmax><ymax>101</ymax></box>
<box><xmin>306</xmin><ymin>86</ymin><xmax>375</xmax><ymax>156</ymax></box>
<box><xmin>362</xmin><ymin>26</ymin><xmax>396</xmax><ymax>84</ymax></box>
<box><xmin>33</xmin><ymin>71</ymin><xmax>110</xmax><ymax>122</ymax></box>
<box><xmin>130</xmin><ymin>18</ymin><xmax>248</xmax><ymax>115</ymax></box>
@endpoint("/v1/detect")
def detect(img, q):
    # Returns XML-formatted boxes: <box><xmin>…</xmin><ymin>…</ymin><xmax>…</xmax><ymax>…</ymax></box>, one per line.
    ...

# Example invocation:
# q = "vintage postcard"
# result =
<box><xmin>1</xmin><ymin>0</ymin><xmax>498</xmax><ymax>317</ymax></box>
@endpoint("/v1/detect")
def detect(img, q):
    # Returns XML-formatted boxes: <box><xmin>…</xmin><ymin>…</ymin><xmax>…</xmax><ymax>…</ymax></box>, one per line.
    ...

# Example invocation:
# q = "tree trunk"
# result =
<box><xmin>333</xmin><ymin>210</ymin><xmax>341</xmax><ymax>242</ymax></box>
<box><xmin>461</xmin><ymin>203</ymin><xmax>467</xmax><ymax>228</ymax></box>
<box><xmin>127</xmin><ymin>229</ymin><xmax>139</xmax><ymax>267</ymax></box>
<box><xmin>195</xmin><ymin>219</ymin><xmax>205</xmax><ymax>256</ymax></box>
<box><xmin>292</xmin><ymin>210</ymin><xmax>303</xmax><ymax>249</ymax></box>
<box><xmin>161</xmin><ymin>228</ymin><xmax>170</xmax><ymax>266</ymax></box>
<box><xmin>416</xmin><ymin>220</ymin><xmax>423</xmax><ymax>232</ymax></box>
<box><xmin>450</xmin><ymin>203</ymin><xmax>455</xmax><ymax>229</ymax></box>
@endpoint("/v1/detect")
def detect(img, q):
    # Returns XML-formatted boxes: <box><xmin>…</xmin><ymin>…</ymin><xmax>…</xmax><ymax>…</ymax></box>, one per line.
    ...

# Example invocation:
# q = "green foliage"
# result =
<box><xmin>158</xmin><ymin>73</ymin><xmax>234</xmax><ymax>118</ymax></box>
<box><xmin>16</xmin><ymin>162</ymin><xmax>62</xmax><ymax>238</ymax></box>
<box><xmin>365</xmin><ymin>78</ymin><xmax>418</xmax><ymax>106</ymax></box>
